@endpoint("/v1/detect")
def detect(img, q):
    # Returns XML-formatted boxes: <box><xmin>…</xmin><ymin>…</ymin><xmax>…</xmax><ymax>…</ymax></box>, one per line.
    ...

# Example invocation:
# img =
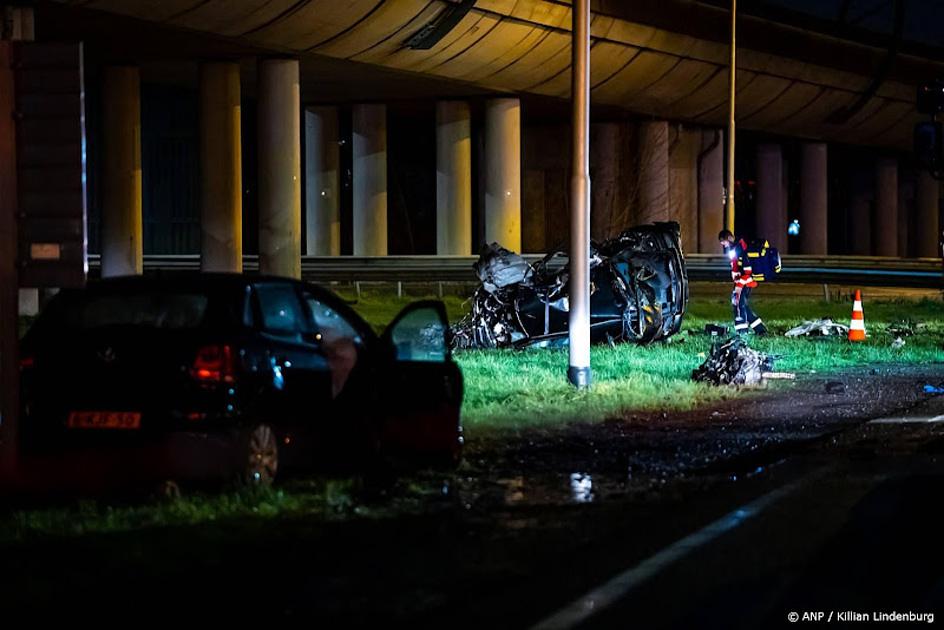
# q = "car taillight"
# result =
<box><xmin>190</xmin><ymin>345</ymin><xmax>236</xmax><ymax>383</ymax></box>
<box><xmin>19</xmin><ymin>356</ymin><xmax>34</xmax><ymax>370</ymax></box>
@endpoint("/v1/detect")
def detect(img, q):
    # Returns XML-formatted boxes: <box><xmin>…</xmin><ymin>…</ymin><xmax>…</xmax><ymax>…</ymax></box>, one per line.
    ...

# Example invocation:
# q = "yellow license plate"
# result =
<box><xmin>67</xmin><ymin>411</ymin><xmax>142</xmax><ymax>430</ymax></box>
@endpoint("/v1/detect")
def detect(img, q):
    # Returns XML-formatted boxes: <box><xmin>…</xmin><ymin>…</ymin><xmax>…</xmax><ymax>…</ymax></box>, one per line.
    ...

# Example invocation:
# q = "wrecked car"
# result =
<box><xmin>451</xmin><ymin>222</ymin><xmax>689</xmax><ymax>349</ymax></box>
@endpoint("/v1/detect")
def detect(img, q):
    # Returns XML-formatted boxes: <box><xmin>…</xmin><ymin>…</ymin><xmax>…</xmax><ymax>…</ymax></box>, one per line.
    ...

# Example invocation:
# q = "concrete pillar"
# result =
<box><xmin>898</xmin><ymin>178</ymin><xmax>913</xmax><ymax>257</ymax></box>
<box><xmin>873</xmin><ymin>157</ymin><xmax>898</xmax><ymax>257</ymax></box>
<box><xmin>849</xmin><ymin>170</ymin><xmax>872</xmax><ymax>255</ymax></box>
<box><xmin>305</xmin><ymin>106</ymin><xmax>340</xmax><ymax>256</ymax></box>
<box><xmin>257</xmin><ymin>58</ymin><xmax>301</xmax><ymax>278</ymax></box>
<box><xmin>590</xmin><ymin>122</ymin><xmax>620</xmax><ymax>240</ymax></box>
<box><xmin>669</xmin><ymin>127</ymin><xmax>699</xmax><ymax>253</ymax></box>
<box><xmin>352</xmin><ymin>104</ymin><xmax>387</xmax><ymax>256</ymax></box>
<box><xmin>916</xmin><ymin>170</ymin><xmax>940</xmax><ymax>258</ymax></box>
<box><xmin>484</xmin><ymin>98</ymin><xmax>521</xmax><ymax>250</ymax></box>
<box><xmin>199</xmin><ymin>62</ymin><xmax>242</xmax><ymax>272</ymax></box>
<box><xmin>522</xmin><ymin>169</ymin><xmax>546</xmax><ymax>252</ymax></box>
<box><xmin>782</xmin><ymin>158</ymin><xmax>790</xmax><ymax>254</ymax></box>
<box><xmin>436</xmin><ymin>101</ymin><xmax>472</xmax><ymax>255</ymax></box>
<box><xmin>637</xmin><ymin>121</ymin><xmax>670</xmax><ymax>225</ymax></box>
<box><xmin>101</xmin><ymin>66</ymin><xmax>143</xmax><ymax>278</ymax></box>
<box><xmin>698</xmin><ymin>129</ymin><xmax>724</xmax><ymax>253</ymax></box>
<box><xmin>799</xmin><ymin>143</ymin><xmax>828</xmax><ymax>254</ymax></box>
<box><xmin>2</xmin><ymin>6</ymin><xmax>34</xmax><ymax>41</ymax></box>
<box><xmin>756</xmin><ymin>144</ymin><xmax>785</xmax><ymax>251</ymax></box>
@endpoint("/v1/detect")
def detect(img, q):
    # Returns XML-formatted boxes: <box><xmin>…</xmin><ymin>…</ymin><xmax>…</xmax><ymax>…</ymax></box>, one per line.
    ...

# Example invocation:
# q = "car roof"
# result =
<box><xmin>82</xmin><ymin>272</ymin><xmax>307</xmax><ymax>292</ymax></box>
<box><xmin>64</xmin><ymin>273</ymin><xmax>376</xmax><ymax>339</ymax></box>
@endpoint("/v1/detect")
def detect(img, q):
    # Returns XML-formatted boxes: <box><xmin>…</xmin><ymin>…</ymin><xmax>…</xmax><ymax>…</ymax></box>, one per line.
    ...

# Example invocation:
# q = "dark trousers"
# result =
<box><xmin>732</xmin><ymin>285</ymin><xmax>764</xmax><ymax>333</ymax></box>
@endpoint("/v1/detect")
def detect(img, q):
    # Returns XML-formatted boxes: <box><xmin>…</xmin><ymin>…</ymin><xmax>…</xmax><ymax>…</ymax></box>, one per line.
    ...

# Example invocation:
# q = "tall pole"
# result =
<box><xmin>568</xmin><ymin>0</ymin><xmax>591</xmax><ymax>389</ymax></box>
<box><xmin>0</xmin><ymin>42</ymin><xmax>20</xmax><ymax>488</ymax></box>
<box><xmin>725</xmin><ymin>0</ymin><xmax>737</xmax><ymax>233</ymax></box>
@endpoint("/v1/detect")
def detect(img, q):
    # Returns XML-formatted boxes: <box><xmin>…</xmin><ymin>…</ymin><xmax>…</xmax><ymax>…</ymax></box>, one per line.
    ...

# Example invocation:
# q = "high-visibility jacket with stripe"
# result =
<box><xmin>728</xmin><ymin>238</ymin><xmax>758</xmax><ymax>288</ymax></box>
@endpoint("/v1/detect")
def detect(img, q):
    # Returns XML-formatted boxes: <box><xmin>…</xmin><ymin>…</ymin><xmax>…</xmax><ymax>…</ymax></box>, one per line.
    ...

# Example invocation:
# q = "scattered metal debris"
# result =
<box><xmin>892</xmin><ymin>336</ymin><xmax>906</xmax><ymax>349</ymax></box>
<box><xmin>887</xmin><ymin>319</ymin><xmax>924</xmax><ymax>337</ymax></box>
<box><xmin>473</xmin><ymin>243</ymin><xmax>533</xmax><ymax>293</ymax></box>
<box><xmin>762</xmin><ymin>371</ymin><xmax>796</xmax><ymax>380</ymax></box>
<box><xmin>692</xmin><ymin>337</ymin><xmax>775</xmax><ymax>387</ymax></box>
<box><xmin>450</xmin><ymin>222</ymin><xmax>689</xmax><ymax>349</ymax></box>
<box><xmin>703</xmin><ymin>324</ymin><xmax>728</xmax><ymax>337</ymax></box>
<box><xmin>784</xmin><ymin>318</ymin><xmax>849</xmax><ymax>337</ymax></box>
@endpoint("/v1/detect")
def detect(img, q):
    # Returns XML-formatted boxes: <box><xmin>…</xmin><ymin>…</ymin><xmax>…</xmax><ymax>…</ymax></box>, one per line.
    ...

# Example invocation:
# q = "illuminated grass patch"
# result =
<box><xmin>349</xmin><ymin>291</ymin><xmax>944</xmax><ymax>431</ymax></box>
<box><xmin>0</xmin><ymin>480</ymin><xmax>360</xmax><ymax>542</ymax></box>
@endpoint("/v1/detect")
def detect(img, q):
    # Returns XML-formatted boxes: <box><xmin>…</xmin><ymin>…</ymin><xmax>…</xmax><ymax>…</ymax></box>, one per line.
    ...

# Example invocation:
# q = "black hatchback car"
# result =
<box><xmin>18</xmin><ymin>274</ymin><xmax>463</xmax><ymax>488</ymax></box>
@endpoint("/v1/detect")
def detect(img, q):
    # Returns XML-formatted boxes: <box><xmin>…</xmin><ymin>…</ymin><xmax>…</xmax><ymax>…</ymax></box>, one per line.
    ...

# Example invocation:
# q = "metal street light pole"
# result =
<box><xmin>568</xmin><ymin>0</ymin><xmax>591</xmax><ymax>389</ymax></box>
<box><xmin>726</xmin><ymin>0</ymin><xmax>737</xmax><ymax>233</ymax></box>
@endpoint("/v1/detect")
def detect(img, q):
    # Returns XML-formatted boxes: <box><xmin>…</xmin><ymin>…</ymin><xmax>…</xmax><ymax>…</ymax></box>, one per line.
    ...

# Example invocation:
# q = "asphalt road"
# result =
<box><xmin>3</xmin><ymin>365</ymin><xmax>944</xmax><ymax>626</ymax></box>
<box><xmin>537</xmin><ymin>398</ymin><xmax>944</xmax><ymax>629</ymax></box>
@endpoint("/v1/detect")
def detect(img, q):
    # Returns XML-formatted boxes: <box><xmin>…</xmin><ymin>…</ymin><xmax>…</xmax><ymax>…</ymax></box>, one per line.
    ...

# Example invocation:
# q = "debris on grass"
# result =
<box><xmin>892</xmin><ymin>337</ymin><xmax>906</xmax><ymax>349</ymax></box>
<box><xmin>692</xmin><ymin>337</ymin><xmax>775</xmax><ymax>387</ymax></box>
<box><xmin>762</xmin><ymin>371</ymin><xmax>796</xmax><ymax>380</ymax></box>
<box><xmin>703</xmin><ymin>324</ymin><xmax>728</xmax><ymax>337</ymax></box>
<box><xmin>784</xmin><ymin>318</ymin><xmax>849</xmax><ymax>337</ymax></box>
<box><xmin>887</xmin><ymin>320</ymin><xmax>924</xmax><ymax>337</ymax></box>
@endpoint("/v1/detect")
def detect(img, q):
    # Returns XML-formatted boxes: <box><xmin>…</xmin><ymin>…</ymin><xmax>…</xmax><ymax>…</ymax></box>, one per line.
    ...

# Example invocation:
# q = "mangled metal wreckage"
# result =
<box><xmin>451</xmin><ymin>222</ymin><xmax>689</xmax><ymax>350</ymax></box>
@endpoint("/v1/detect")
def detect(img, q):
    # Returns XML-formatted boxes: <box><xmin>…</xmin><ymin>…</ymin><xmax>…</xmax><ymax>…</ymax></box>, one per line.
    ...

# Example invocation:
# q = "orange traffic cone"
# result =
<box><xmin>848</xmin><ymin>290</ymin><xmax>866</xmax><ymax>341</ymax></box>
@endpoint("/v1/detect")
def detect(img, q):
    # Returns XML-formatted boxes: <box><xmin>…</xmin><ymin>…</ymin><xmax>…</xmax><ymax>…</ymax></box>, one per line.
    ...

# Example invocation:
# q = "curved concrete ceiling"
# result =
<box><xmin>58</xmin><ymin>0</ymin><xmax>942</xmax><ymax>150</ymax></box>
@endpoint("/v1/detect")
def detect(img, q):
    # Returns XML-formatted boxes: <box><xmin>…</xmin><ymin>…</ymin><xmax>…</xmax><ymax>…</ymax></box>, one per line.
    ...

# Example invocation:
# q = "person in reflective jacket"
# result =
<box><xmin>719</xmin><ymin>229</ymin><xmax>768</xmax><ymax>335</ymax></box>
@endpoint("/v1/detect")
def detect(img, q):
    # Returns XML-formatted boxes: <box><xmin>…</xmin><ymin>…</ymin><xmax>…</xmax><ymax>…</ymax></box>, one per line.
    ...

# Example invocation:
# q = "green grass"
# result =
<box><xmin>336</xmin><ymin>289</ymin><xmax>470</xmax><ymax>333</ymax></box>
<box><xmin>4</xmin><ymin>291</ymin><xmax>942</xmax><ymax>542</ymax></box>
<box><xmin>347</xmin><ymin>289</ymin><xmax>944</xmax><ymax>431</ymax></box>
<box><xmin>0</xmin><ymin>480</ymin><xmax>361</xmax><ymax>543</ymax></box>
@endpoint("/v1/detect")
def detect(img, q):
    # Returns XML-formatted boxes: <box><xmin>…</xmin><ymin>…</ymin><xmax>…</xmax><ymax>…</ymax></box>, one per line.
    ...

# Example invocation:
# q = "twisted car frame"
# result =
<box><xmin>451</xmin><ymin>222</ymin><xmax>689</xmax><ymax>350</ymax></box>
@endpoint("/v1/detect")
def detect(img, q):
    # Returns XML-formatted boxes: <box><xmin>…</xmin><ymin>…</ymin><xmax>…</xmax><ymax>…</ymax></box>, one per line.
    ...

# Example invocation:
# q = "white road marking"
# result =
<box><xmin>869</xmin><ymin>415</ymin><xmax>944</xmax><ymax>425</ymax></box>
<box><xmin>530</xmin><ymin>471</ymin><xmax>825</xmax><ymax>630</ymax></box>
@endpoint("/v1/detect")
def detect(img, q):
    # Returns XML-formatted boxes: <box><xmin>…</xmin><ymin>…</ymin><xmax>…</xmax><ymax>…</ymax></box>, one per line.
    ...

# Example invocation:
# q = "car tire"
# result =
<box><xmin>242</xmin><ymin>423</ymin><xmax>279</xmax><ymax>487</ymax></box>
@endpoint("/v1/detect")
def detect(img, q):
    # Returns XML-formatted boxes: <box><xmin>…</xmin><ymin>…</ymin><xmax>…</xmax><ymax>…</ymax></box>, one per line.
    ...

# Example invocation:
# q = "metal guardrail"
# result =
<box><xmin>85</xmin><ymin>254</ymin><xmax>944</xmax><ymax>288</ymax></box>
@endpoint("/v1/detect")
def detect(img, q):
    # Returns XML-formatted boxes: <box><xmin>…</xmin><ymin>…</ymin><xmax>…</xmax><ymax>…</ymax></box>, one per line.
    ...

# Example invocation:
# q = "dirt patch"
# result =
<box><xmin>456</xmin><ymin>364</ymin><xmax>944</xmax><ymax>507</ymax></box>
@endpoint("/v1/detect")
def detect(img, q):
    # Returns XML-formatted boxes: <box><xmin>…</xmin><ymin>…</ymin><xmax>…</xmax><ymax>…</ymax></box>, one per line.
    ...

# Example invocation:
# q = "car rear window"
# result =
<box><xmin>61</xmin><ymin>292</ymin><xmax>211</xmax><ymax>329</ymax></box>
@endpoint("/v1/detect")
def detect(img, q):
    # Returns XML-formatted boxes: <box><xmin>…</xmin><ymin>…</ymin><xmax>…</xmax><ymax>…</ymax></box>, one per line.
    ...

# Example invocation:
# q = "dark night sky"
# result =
<box><xmin>762</xmin><ymin>0</ymin><xmax>943</xmax><ymax>47</ymax></box>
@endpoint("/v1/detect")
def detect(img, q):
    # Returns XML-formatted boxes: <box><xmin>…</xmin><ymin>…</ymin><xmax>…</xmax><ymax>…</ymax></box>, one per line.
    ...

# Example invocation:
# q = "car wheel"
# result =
<box><xmin>243</xmin><ymin>423</ymin><xmax>279</xmax><ymax>487</ymax></box>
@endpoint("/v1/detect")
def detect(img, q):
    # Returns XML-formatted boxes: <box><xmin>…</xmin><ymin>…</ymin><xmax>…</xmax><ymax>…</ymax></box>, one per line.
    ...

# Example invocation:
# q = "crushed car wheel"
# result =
<box><xmin>243</xmin><ymin>423</ymin><xmax>279</xmax><ymax>487</ymax></box>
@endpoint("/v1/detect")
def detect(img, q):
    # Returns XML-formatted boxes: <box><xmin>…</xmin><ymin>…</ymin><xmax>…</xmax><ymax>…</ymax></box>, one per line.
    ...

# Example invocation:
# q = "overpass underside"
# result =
<box><xmin>6</xmin><ymin>1</ymin><xmax>944</xmax><ymax>279</ymax></box>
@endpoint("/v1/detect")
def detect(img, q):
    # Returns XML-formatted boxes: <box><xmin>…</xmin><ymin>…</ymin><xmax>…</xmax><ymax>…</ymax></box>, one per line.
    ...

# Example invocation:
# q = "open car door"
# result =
<box><xmin>379</xmin><ymin>301</ymin><xmax>463</xmax><ymax>465</ymax></box>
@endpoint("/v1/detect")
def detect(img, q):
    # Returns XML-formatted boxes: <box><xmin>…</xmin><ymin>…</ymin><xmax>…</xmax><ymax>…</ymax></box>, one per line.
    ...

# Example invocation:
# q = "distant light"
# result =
<box><xmin>788</xmin><ymin>219</ymin><xmax>800</xmax><ymax>236</ymax></box>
